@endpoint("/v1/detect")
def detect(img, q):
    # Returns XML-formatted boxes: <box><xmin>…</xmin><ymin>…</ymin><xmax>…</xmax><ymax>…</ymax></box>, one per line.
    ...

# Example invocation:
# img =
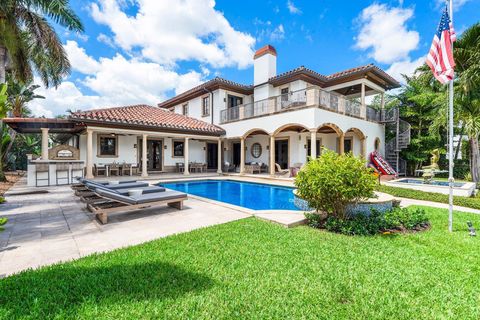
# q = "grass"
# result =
<box><xmin>377</xmin><ymin>184</ymin><xmax>480</xmax><ymax>209</ymax></box>
<box><xmin>1</xmin><ymin>207</ymin><xmax>479</xmax><ymax>319</ymax></box>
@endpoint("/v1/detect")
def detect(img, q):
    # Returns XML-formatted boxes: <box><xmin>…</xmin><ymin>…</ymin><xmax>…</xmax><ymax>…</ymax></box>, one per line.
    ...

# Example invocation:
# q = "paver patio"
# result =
<box><xmin>0</xmin><ymin>177</ymin><xmax>250</xmax><ymax>277</ymax></box>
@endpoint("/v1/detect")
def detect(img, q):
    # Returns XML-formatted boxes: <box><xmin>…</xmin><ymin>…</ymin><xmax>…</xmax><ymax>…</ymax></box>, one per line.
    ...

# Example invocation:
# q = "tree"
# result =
<box><xmin>0</xmin><ymin>0</ymin><xmax>83</xmax><ymax>86</ymax></box>
<box><xmin>0</xmin><ymin>83</ymin><xmax>9</xmax><ymax>181</ymax></box>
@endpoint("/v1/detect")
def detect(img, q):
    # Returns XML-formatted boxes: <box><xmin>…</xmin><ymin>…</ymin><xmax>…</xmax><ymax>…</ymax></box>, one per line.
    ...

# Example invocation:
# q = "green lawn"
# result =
<box><xmin>1</xmin><ymin>207</ymin><xmax>479</xmax><ymax>319</ymax></box>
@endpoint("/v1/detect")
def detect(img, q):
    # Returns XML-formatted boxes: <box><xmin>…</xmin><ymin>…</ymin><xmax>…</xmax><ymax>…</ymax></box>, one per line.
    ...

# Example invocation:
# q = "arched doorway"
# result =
<box><xmin>238</xmin><ymin>128</ymin><xmax>270</xmax><ymax>174</ymax></box>
<box><xmin>271</xmin><ymin>124</ymin><xmax>310</xmax><ymax>174</ymax></box>
<box><xmin>345</xmin><ymin>127</ymin><xmax>367</xmax><ymax>158</ymax></box>
<box><xmin>316</xmin><ymin>123</ymin><xmax>344</xmax><ymax>155</ymax></box>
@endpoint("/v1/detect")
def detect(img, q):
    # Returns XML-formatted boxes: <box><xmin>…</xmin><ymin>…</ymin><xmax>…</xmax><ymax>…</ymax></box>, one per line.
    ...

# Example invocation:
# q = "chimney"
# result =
<box><xmin>253</xmin><ymin>45</ymin><xmax>277</xmax><ymax>86</ymax></box>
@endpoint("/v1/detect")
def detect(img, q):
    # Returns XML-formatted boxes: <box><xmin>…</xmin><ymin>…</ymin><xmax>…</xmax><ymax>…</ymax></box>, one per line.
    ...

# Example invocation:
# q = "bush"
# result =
<box><xmin>0</xmin><ymin>217</ymin><xmax>7</xmax><ymax>231</ymax></box>
<box><xmin>295</xmin><ymin>149</ymin><xmax>377</xmax><ymax>219</ymax></box>
<box><xmin>308</xmin><ymin>207</ymin><xmax>429</xmax><ymax>236</ymax></box>
<box><xmin>0</xmin><ymin>197</ymin><xmax>5</xmax><ymax>204</ymax></box>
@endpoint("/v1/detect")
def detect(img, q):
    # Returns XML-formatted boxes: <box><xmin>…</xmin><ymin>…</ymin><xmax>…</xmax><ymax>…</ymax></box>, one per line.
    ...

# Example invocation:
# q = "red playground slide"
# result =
<box><xmin>370</xmin><ymin>151</ymin><xmax>396</xmax><ymax>175</ymax></box>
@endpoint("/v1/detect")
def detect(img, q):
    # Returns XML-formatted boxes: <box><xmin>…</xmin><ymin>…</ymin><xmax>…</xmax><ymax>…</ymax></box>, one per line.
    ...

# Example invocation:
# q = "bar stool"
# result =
<box><xmin>35</xmin><ymin>163</ymin><xmax>50</xmax><ymax>187</ymax></box>
<box><xmin>55</xmin><ymin>163</ymin><xmax>70</xmax><ymax>186</ymax></box>
<box><xmin>71</xmin><ymin>162</ymin><xmax>84</xmax><ymax>183</ymax></box>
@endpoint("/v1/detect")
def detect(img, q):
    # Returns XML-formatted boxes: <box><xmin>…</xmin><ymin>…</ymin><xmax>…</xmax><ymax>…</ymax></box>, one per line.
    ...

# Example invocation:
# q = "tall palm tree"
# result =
<box><xmin>453</xmin><ymin>23</ymin><xmax>480</xmax><ymax>181</ymax></box>
<box><xmin>0</xmin><ymin>0</ymin><xmax>83</xmax><ymax>87</ymax></box>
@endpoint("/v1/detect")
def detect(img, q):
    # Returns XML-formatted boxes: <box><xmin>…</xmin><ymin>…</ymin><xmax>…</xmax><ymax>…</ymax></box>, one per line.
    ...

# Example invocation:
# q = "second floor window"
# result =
<box><xmin>202</xmin><ymin>96</ymin><xmax>210</xmax><ymax>116</ymax></box>
<box><xmin>182</xmin><ymin>104</ymin><xmax>189</xmax><ymax>116</ymax></box>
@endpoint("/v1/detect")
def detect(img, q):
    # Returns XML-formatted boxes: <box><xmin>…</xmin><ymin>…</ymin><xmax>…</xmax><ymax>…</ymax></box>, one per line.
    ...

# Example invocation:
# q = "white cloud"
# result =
<box><xmin>287</xmin><ymin>0</ymin><xmax>302</xmax><ymax>14</ymax></box>
<box><xmin>90</xmin><ymin>0</ymin><xmax>255</xmax><ymax>69</ymax></box>
<box><xmin>29</xmin><ymin>41</ymin><xmax>204</xmax><ymax>117</ymax></box>
<box><xmin>386</xmin><ymin>56</ymin><xmax>425</xmax><ymax>82</ymax></box>
<box><xmin>355</xmin><ymin>4</ymin><xmax>419</xmax><ymax>64</ymax></box>
<box><xmin>96</xmin><ymin>33</ymin><xmax>116</xmax><ymax>48</ymax></box>
<box><xmin>270</xmin><ymin>25</ymin><xmax>285</xmax><ymax>42</ymax></box>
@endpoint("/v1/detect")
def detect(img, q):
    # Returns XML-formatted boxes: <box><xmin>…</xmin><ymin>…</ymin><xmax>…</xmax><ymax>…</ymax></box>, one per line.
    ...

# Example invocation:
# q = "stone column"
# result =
<box><xmin>184</xmin><ymin>137</ymin><xmax>190</xmax><ymax>175</ymax></box>
<box><xmin>361</xmin><ymin>137</ymin><xmax>367</xmax><ymax>159</ymax></box>
<box><xmin>217</xmin><ymin>139</ymin><xmax>222</xmax><ymax>174</ymax></box>
<box><xmin>86</xmin><ymin>129</ymin><xmax>94</xmax><ymax>178</ymax></box>
<box><xmin>141</xmin><ymin>134</ymin><xmax>148</xmax><ymax>177</ymax></box>
<box><xmin>310</xmin><ymin>130</ymin><xmax>317</xmax><ymax>159</ymax></box>
<box><xmin>380</xmin><ymin>92</ymin><xmax>385</xmax><ymax>109</ymax></box>
<box><xmin>41</xmin><ymin>128</ymin><xmax>49</xmax><ymax>160</ymax></box>
<box><xmin>269</xmin><ymin>135</ymin><xmax>275</xmax><ymax>175</ymax></box>
<box><xmin>339</xmin><ymin>133</ymin><xmax>345</xmax><ymax>155</ymax></box>
<box><xmin>240</xmin><ymin>137</ymin><xmax>245</xmax><ymax>174</ymax></box>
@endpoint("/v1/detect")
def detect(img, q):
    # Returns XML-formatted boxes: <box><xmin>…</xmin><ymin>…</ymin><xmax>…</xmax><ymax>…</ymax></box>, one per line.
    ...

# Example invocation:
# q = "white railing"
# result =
<box><xmin>220</xmin><ymin>87</ymin><xmax>382</xmax><ymax>124</ymax></box>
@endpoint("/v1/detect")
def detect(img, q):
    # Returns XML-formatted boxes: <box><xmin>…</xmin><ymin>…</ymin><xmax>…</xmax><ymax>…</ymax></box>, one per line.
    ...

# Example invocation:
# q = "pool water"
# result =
<box><xmin>397</xmin><ymin>179</ymin><xmax>465</xmax><ymax>188</ymax></box>
<box><xmin>160</xmin><ymin>180</ymin><xmax>300</xmax><ymax>211</ymax></box>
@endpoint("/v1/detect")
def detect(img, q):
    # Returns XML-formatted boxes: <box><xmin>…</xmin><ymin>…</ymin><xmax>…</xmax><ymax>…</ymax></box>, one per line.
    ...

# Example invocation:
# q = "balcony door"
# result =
<box><xmin>275</xmin><ymin>139</ymin><xmax>289</xmax><ymax>169</ymax></box>
<box><xmin>227</xmin><ymin>94</ymin><xmax>243</xmax><ymax>121</ymax></box>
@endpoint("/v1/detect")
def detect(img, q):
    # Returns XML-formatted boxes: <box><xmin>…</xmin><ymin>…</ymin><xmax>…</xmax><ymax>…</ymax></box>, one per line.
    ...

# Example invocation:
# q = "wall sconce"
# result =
<box><xmin>304</xmin><ymin>144</ymin><xmax>307</xmax><ymax>149</ymax></box>
<box><xmin>224</xmin><ymin>147</ymin><xmax>227</xmax><ymax>151</ymax></box>
<box><xmin>164</xmin><ymin>145</ymin><xmax>168</xmax><ymax>150</ymax></box>
<box><xmin>298</xmin><ymin>135</ymin><xmax>302</xmax><ymax>141</ymax></box>
<box><xmin>203</xmin><ymin>146</ymin><xmax>206</xmax><ymax>150</ymax></box>
<box><xmin>266</xmin><ymin>145</ymin><xmax>269</xmax><ymax>150</ymax></box>
<box><xmin>134</xmin><ymin>144</ymin><xmax>137</xmax><ymax>148</ymax></box>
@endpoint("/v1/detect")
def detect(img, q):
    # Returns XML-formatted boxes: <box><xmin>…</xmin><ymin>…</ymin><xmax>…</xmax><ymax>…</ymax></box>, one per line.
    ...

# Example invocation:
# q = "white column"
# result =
<box><xmin>310</xmin><ymin>130</ymin><xmax>317</xmax><ymax>159</ymax></box>
<box><xmin>141</xmin><ymin>134</ymin><xmax>148</xmax><ymax>177</ymax></box>
<box><xmin>240</xmin><ymin>137</ymin><xmax>245</xmax><ymax>174</ymax></box>
<box><xmin>217</xmin><ymin>139</ymin><xmax>222</xmax><ymax>174</ymax></box>
<box><xmin>361</xmin><ymin>137</ymin><xmax>367</xmax><ymax>159</ymax></box>
<box><xmin>361</xmin><ymin>82</ymin><xmax>366</xmax><ymax>119</ymax></box>
<box><xmin>380</xmin><ymin>92</ymin><xmax>385</xmax><ymax>109</ymax></box>
<box><xmin>86</xmin><ymin>129</ymin><xmax>94</xmax><ymax>178</ymax></box>
<box><xmin>269</xmin><ymin>135</ymin><xmax>275</xmax><ymax>175</ymax></box>
<box><xmin>41</xmin><ymin>128</ymin><xmax>49</xmax><ymax>160</ymax></box>
<box><xmin>184</xmin><ymin>137</ymin><xmax>190</xmax><ymax>175</ymax></box>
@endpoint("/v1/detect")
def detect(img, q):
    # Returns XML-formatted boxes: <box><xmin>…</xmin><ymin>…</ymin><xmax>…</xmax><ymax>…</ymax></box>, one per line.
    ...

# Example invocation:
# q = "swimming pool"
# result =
<box><xmin>160</xmin><ymin>180</ymin><xmax>300</xmax><ymax>211</ymax></box>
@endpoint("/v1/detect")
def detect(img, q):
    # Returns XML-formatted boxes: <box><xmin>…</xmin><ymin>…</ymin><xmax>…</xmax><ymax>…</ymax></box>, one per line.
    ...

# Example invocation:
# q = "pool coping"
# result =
<box><xmin>384</xmin><ymin>178</ymin><xmax>477</xmax><ymax>197</ymax></box>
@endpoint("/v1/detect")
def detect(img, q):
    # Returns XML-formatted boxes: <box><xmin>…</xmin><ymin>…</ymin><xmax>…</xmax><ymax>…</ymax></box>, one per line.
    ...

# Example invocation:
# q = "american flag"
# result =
<box><xmin>426</xmin><ymin>7</ymin><xmax>456</xmax><ymax>84</ymax></box>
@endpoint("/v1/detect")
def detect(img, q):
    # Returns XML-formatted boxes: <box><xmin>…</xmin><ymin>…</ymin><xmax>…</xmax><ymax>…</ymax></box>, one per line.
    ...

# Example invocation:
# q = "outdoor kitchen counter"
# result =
<box><xmin>27</xmin><ymin>160</ymin><xmax>85</xmax><ymax>187</ymax></box>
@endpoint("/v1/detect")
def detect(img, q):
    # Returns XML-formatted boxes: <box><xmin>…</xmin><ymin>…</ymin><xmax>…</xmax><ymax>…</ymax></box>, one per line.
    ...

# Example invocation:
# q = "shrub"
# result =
<box><xmin>295</xmin><ymin>149</ymin><xmax>377</xmax><ymax>219</ymax></box>
<box><xmin>0</xmin><ymin>197</ymin><xmax>4</xmax><ymax>204</ymax></box>
<box><xmin>384</xmin><ymin>207</ymin><xmax>429</xmax><ymax>230</ymax></box>
<box><xmin>0</xmin><ymin>217</ymin><xmax>7</xmax><ymax>231</ymax></box>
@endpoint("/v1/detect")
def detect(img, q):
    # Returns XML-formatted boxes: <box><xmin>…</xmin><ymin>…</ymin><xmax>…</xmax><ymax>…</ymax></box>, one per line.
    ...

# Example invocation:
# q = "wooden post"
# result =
<box><xmin>339</xmin><ymin>133</ymin><xmax>345</xmax><ymax>155</ymax></box>
<box><xmin>361</xmin><ymin>82</ymin><xmax>366</xmax><ymax>119</ymax></box>
<box><xmin>310</xmin><ymin>130</ymin><xmax>317</xmax><ymax>159</ymax></box>
<box><xmin>41</xmin><ymin>128</ymin><xmax>49</xmax><ymax>160</ymax></box>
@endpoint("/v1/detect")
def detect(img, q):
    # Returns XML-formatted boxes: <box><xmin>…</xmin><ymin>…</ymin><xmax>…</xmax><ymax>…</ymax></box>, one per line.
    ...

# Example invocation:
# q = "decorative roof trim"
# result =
<box><xmin>254</xmin><ymin>45</ymin><xmax>277</xmax><ymax>59</ymax></box>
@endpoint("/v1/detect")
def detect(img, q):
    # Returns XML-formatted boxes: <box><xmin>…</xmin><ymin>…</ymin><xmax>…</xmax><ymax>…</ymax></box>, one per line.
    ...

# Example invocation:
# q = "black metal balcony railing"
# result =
<box><xmin>219</xmin><ymin>87</ymin><xmax>383</xmax><ymax>124</ymax></box>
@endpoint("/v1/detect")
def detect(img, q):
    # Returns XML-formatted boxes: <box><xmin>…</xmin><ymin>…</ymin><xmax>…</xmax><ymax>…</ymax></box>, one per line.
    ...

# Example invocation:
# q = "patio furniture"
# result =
<box><xmin>244</xmin><ymin>163</ymin><xmax>261</xmax><ymax>174</ymax></box>
<box><xmin>121</xmin><ymin>163</ymin><xmax>132</xmax><ymax>176</ymax></box>
<box><xmin>275</xmin><ymin>163</ymin><xmax>290</xmax><ymax>177</ymax></box>
<box><xmin>88</xmin><ymin>188</ymin><xmax>188</xmax><ymax>224</ymax></box>
<box><xmin>176</xmin><ymin>162</ymin><xmax>185</xmax><ymax>173</ymax></box>
<box><xmin>94</xmin><ymin>164</ymin><xmax>107</xmax><ymax>176</ymax></box>
<box><xmin>71</xmin><ymin>162</ymin><xmax>84</xmax><ymax>183</ymax></box>
<box><xmin>260</xmin><ymin>163</ymin><xmax>269</xmax><ymax>173</ymax></box>
<box><xmin>80</xmin><ymin>184</ymin><xmax>166</xmax><ymax>204</ymax></box>
<box><xmin>75</xmin><ymin>181</ymin><xmax>149</xmax><ymax>197</ymax></box>
<box><xmin>109</xmin><ymin>162</ymin><xmax>120</xmax><ymax>176</ymax></box>
<box><xmin>55</xmin><ymin>163</ymin><xmax>70</xmax><ymax>185</ymax></box>
<box><xmin>223</xmin><ymin>162</ymin><xmax>235</xmax><ymax>172</ymax></box>
<box><xmin>35</xmin><ymin>163</ymin><xmax>50</xmax><ymax>187</ymax></box>
<box><xmin>131</xmin><ymin>163</ymin><xmax>140</xmax><ymax>175</ymax></box>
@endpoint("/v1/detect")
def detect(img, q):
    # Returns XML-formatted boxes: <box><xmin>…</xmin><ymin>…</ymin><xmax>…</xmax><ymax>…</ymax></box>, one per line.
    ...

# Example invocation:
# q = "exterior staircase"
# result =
<box><xmin>381</xmin><ymin>108</ymin><xmax>411</xmax><ymax>176</ymax></box>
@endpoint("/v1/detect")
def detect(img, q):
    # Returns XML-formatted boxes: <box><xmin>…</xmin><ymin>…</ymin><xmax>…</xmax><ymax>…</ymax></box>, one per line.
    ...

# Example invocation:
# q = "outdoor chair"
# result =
<box><xmin>109</xmin><ymin>162</ymin><xmax>120</xmax><ymax>176</ymax></box>
<box><xmin>223</xmin><ymin>162</ymin><xmax>235</xmax><ymax>172</ymax></box>
<box><xmin>88</xmin><ymin>188</ymin><xmax>188</xmax><ymax>224</ymax></box>
<box><xmin>176</xmin><ymin>162</ymin><xmax>185</xmax><ymax>173</ymax></box>
<box><xmin>55</xmin><ymin>163</ymin><xmax>70</xmax><ymax>185</ymax></box>
<box><xmin>275</xmin><ymin>163</ymin><xmax>290</xmax><ymax>177</ymax></box>
<box><xmin>94</xmin><ymin>164</ymin><xmax>107</xmax><ymax>176</ymax></box>
<box><xmin>80</xmin><ymin>184</ymin><xmax>166</xmax><ymax>204</ymax></box>
<box><xmin>121</xmin><ymin>163</ymin><xmax>132</xmax><ymax>176</ymax></box>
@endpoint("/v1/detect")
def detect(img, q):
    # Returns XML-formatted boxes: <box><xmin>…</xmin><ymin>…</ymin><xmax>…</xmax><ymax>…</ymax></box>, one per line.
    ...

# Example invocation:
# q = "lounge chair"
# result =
<box><xmin>71</xmin><ymin>178</ymin><xmax>139</xmax><ymax>191</ymax></box>
<box><xmin>88</xmin><ymin>188</ymin><xmax>188</xmax><ymax>224</ymax></box>
<box><xmin>80</xmin><ymin>184</ymin><xmax>166</xmax><ymax>204</ymax></box>
<box><xmin>74</xmin><ymin>180</ymin><xmax>149</xmax><ymax>196</ymax></box>
<box><xmin>275</xmin><ymin>163</ymin><xmax>290</xmax><ymax>177</ymax></box>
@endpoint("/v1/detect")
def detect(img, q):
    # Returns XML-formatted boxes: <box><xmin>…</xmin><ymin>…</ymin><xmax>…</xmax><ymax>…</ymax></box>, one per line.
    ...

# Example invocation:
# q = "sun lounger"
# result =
<box><xmin>75</xmin><ymin>181</ymin><xmax>149</xmax><ymax>197</ymax></box>
<box><xmin>88</xmin><ymin>188</ymin><xmax>188</xmax><ymax>224</ymax></box>
<box><xmin>80</xmin><ymin>185</ymin><xmax>166</xmax><ymax>204</ymax></box>
<box><xmin>71</xmin><ymin>178</ymin><xmax>138</xmax><ymax>190</ymax></box>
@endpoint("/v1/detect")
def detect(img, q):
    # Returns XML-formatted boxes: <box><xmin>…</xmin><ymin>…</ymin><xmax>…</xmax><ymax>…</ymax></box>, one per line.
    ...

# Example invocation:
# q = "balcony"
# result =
<box><xmin>220</xmin><ymin>87</ymin><xmax>384</xmax><ymax>124</ymax></box>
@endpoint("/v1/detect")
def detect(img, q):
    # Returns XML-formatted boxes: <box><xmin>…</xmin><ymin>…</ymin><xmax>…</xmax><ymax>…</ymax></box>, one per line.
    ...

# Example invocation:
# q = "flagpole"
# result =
<box><xmin>448</xmin><ymin>0</ymin><xmax>454</xmax><ymax>232</ymax></box>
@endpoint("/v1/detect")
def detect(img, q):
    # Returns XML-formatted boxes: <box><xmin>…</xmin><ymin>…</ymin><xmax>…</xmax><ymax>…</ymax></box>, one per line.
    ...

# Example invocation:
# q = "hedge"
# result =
<box><xmin>376</xmin><ymin>184</ymin><xmax>480</xmax><ymax>210</ymax></box>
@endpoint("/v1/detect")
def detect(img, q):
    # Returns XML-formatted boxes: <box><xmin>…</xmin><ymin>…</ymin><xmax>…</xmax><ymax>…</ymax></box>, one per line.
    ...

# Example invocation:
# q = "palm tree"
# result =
<box><xmin>453</xmin><ymin>23</ymin><xmax>480</xmax><ymax>181</ymax></box>
<box><xmin>0</xmin><ymin>0</ymin><xmax>83</xmax><ymax>86</ymax></box>
<box><xmin>8</xmin><ymin>80</ymin><xmax>44</xmax><ymax>117</ymax></box>
<box><xmin>0</xmin><ymin>83</ymin><xmax>9</xmax><ymax>181</ymax></box>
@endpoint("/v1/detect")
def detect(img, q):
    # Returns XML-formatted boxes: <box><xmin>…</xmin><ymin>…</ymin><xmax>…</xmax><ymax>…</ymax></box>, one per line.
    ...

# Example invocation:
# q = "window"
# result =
<box><xmin>202</xmin><ymin>96</ymin><xmax>210</xmax><ymax>116</ymax></box>
<box><xmin>98</xmin><ymin>135</ymin><xmax>117</xmax><ymax>157</ymax></box>
<box><xmin>227</xmin><ymin>94</ymin><xmax>243</xmax><ymax>108</ymax></box>
<box><xmin>182</xmin><ymin>104</ymin><xmax>189</xmax><ymax>116</ymax></box>
<box><xmin>173</xmin><ymin>140</ymin><xmax>184</xmax><ymax>157</ymax></box>
<box><xmin>281</xmin><ymin>87</ymin><xmax>289</xmax><ymax>100</ymax></box>
<box><xmin>251</xmin><ymin>143</ymin><xmax>262</xmax><ymax>158</ymax></box>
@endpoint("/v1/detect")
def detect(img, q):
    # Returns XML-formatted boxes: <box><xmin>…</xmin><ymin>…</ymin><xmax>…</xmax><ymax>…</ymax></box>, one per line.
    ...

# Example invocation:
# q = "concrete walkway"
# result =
<box><xmin>0</xmin><ymin>178</ymin><xmax>250</xmax><ymax>277</ymax></box>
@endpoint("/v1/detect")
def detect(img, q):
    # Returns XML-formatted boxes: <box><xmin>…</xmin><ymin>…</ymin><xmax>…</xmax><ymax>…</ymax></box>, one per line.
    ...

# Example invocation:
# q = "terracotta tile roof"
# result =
<box><xmin>327</xmin><ymin>64</ymin><xmax>373</xmax><ymax>79</ymax></box>
<box><xmin>327</xmin><ymin>63</ymin><xmax>400</xmax><ymax>87</ymax></box>
<box><xmin>69</xmin><ymin>104</ymin><xmax>225</xmax><ymax>136</ymax></box>
<box><xmin>269</xmin><ymin>66</ymin><xmax>328</xmax><ymax>82</ymax></box>
<box><xmin>158</xmin><ymin>77</ymin><xmax>252</xmax><ymax>109</ymax></box>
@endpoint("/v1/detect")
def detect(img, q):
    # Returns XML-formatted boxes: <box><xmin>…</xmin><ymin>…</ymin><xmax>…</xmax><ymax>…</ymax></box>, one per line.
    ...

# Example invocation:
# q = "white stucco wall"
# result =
<box><xmin>79</xmin><ymin>133</ymin><xmax>138</xmax><ymax>165</ymax></box>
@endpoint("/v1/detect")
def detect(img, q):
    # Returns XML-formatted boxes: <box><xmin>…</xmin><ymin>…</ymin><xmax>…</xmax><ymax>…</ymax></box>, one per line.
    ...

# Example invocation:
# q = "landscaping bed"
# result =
<box><xmin>0</xmin><ymin>172</ymin><xmax>23</xmax><ymax>197</ymax></box>
<box><xmin>0</xmin><ymin>207</ymin><xmax>479</xmax><ymax>319</ymax></box>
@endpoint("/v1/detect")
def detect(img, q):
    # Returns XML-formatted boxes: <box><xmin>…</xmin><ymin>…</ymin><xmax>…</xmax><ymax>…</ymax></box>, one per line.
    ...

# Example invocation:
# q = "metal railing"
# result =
<box><xmin>220</xmin><ymin>87</ymin><xmax>384</xmax><ymax>124</ymax></box>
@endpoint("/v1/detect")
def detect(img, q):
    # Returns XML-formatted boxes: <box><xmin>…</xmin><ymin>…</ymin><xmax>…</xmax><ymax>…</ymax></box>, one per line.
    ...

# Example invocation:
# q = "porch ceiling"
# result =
<box><xmin>2</xmin><ymin>118</ymin><xmax>85</xmax><ymax>134</ymax></box>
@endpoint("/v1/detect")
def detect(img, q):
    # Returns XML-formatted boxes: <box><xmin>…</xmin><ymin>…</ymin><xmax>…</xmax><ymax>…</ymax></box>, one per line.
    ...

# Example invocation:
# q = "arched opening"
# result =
<box><xmin>315</xmin><ymin>123</ymin><xmax>344</xmax><ymax>156</ymax></box>
<box><xmin>345</xmin><ymin>127</ymin><xmax>367</xmax><ymax>158</ymax></box>
<box><xmin>271</xmin><ymin>124</ymin><xmax>310</xmax><ymax>173</ymax></box>
<box><xmin>239</xmin><ymin>128</ymin><xmax>270</xmax><ymax>174</ymax></box>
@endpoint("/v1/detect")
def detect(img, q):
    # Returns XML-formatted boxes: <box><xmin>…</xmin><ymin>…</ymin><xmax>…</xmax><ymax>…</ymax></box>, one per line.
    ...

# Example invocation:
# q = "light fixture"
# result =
<box><xmin>164</xmin><ymin>145</ymin><xmax>167</xmax><ymax>149</ymax></box>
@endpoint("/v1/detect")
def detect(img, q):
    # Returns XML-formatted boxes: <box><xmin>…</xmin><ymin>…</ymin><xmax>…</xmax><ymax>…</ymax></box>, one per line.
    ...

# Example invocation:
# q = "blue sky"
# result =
<box><xmin>31</xmin><ymin>0</ymin><xmax>480</xmax><ymax>117</ymax></box>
